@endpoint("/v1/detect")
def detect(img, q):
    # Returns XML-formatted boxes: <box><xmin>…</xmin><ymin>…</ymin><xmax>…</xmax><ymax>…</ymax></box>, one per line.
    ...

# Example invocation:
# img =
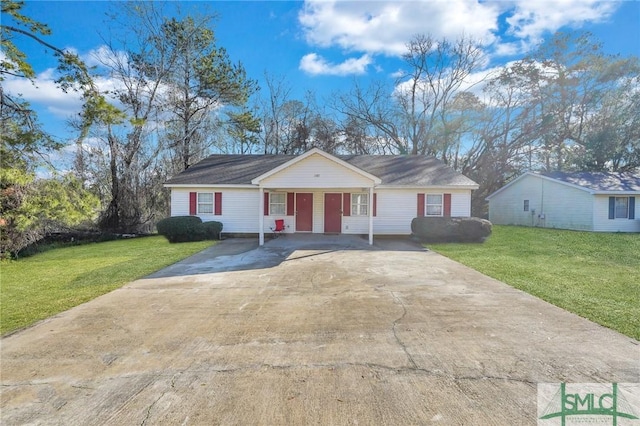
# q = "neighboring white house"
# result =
<box><xmin>164</xmin><ymin>148</ymin><xmax>479</xmax><ymax>245</ymax></box>
<box><xmin>486</xmin><ymin>171</ymin><xmax>639</xmax><ymax>232</ymax></box>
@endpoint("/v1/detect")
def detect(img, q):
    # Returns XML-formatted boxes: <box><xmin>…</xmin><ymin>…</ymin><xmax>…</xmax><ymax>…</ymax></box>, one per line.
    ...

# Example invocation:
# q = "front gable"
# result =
<box><xmin>486</xmin><ymin>172</ymin><xmax>591</xmax><ymax>201</ymax></box>
<box><xmin>252</xmin><ymin>148</ymin><xmax>381</xmax><ymax>188</ymax></box>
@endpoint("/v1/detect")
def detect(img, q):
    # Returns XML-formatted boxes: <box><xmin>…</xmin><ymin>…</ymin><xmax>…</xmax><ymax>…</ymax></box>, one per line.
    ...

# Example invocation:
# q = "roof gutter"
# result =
<box><xmin>163</xmin><ymin>183</ymin><xmax>257</xmax><ymax>188</ymax></box>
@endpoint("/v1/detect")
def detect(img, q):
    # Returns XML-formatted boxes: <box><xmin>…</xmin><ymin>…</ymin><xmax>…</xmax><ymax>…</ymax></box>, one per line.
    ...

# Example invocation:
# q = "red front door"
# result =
<box><xmin>295</xmin><ymin>193</ymin><xmax>313</xmax><ymax>232</ymax></box>
<box><xmin>324</xmin><ymin>193</ymin><xmax>342</xmax><ymax>233</ymax></box>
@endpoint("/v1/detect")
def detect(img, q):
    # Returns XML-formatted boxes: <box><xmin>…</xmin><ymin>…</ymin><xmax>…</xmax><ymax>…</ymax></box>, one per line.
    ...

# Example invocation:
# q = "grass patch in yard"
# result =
<box><xmin>0</xmin><ymin>236</ymin><xmax>216</xmax><ymax>335</ymax></box>
<box><xmin>429</xmin><ymin>226</ymin><xmax>639</xmax><ymax>340</ymax></box>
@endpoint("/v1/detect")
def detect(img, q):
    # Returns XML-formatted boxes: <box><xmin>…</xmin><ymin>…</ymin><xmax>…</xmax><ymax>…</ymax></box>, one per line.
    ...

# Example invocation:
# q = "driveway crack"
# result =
<box><xmin>389</xmin><ymin>291</ymin><xmax>417</xmax><ymax>369</ymax></box>
<box><xmin>191</xmin><ymin>361</ymin><xmax>537</xmax><ymax>386</ymax></box>
<box><xmin>139</xmin><ymin>367</ymin><xmax>187</xmax><ymax>426</ymax></box>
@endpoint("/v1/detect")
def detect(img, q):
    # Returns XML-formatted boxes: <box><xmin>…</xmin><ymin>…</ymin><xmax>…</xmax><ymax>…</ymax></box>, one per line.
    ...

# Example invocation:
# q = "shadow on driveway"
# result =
<box><xmin>147</xmin><ymin>234</ymin><xmax>425</xmax><ymax>278</ymax></box>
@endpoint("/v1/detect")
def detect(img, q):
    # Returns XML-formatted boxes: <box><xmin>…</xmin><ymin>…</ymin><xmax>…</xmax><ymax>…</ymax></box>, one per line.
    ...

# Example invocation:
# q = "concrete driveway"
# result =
<box><xmin>1</xmin><ymin>236</ymin><xmax>638</xmax><ymax>425</ymax></box>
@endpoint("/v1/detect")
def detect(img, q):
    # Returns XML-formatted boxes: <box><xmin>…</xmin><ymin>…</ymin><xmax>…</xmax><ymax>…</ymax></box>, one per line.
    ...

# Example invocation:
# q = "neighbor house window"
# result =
<box><xmin>198</xmin><ymin>192</ymin><xmax>214</xmax><ymax>214</ymax></box>
<box><xmin>615</xmin><ymin>197</ymin><xmax>629</xmax><ymax>218</ymax></box>
<box><xmin>351</xmin><ymin>193</ymin><xmax>369</xmax><ymax>216</ymax></box>
<box><xmin>269</xmin><ymin>192</ymin><xmax>286</xmax><ymax>215</ymax></box>
<box><xmin>426</xmin><ymin>194</ymin><xmax>443</xmax><ymax>216</ymax></box>
<box><xmin>524</xmin><ymin>200</ymin><xmax>529</xmax><ymax>212</ymax></box>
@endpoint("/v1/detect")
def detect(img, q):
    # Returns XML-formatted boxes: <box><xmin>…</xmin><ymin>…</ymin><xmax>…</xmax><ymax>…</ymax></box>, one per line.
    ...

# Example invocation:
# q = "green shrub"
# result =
<box><xmin>156</xmin><ymin>216</ymin><xmax>204</xmax><ymax>243</ymax></box>
<box><xmin>156</xmin><ymin>217</ymin><xmax>223</xmax><ymax>243</ymax></box>
<box><xmin>201</xmin><ymin>221</ymin><xmax>223</xmax><ymax>240</ymax></box>
<box><xmin>411</xmin><ymin>217</ymin><xmax>492</xmax><ymax>243</ymax></box>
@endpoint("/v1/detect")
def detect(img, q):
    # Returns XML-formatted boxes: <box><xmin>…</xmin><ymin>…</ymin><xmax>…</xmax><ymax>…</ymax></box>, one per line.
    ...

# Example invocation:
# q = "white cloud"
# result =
<box><xmin>390</xmin><ymin>69</ymin><xmax>405</xmax><ymax>79</ymax></box>
<box><xmin>299</xmin><ymin>0</ymin><xmax>500</xmax><ymax>56</ymax></box>
<box><xmin>1</xmin><ymin>45</ymin><xmax>132</xmax><ymax>121</ymax></box>
<box><xmin>299</xmin><ymin>53</ymin><xmax>372</xmax><ymax>76</ymax></box>
<box><xmin>82</xmin><ymin>45</ymin><xmax>129</xmax><ymax>69</ymax></box>
<box><xmin>505</xmin><ymin>0</ymin><xmax>619</xmax><ymax>43</ymax></box>
<box><xmin>2</xmin><ymin>64</ymin><xmax>126</xmax><ymax>122</ymax></box>
<box><xmin>2</xmin><ymin>69</ymin><xmax>84</xmax><ymax>118</ymax></box>
<box><xmin>298</xmin><ymin>0</ymin><xmax>622</xmax><ymax>65</ymax></box>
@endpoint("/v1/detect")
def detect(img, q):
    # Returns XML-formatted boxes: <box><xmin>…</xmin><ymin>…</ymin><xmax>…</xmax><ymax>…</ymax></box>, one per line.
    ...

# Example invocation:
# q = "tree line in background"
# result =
<box><xmin>2</xmin><ymin>1</ymin><xmax>639</xmax><ymax>257</ymax></box>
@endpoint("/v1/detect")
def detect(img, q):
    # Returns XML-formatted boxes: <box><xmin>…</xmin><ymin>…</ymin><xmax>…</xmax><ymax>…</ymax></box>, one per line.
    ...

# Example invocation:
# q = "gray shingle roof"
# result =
<box><xmin>340</xmin><ymin>155</ymin><xmax>477</xmax><ymax>186</ymax></box>
<box><xmin>165</xmin><ymin>153</ymin><xmax>478</xmax><ymax>187</ymax></box>
<box><xmin>166</xmin><ymin>155</ymin><xmax>292</xmax><ymax>185</ymax></box>
<box><xmin>542</xmin><ymin>171</ymin><xmax>640</xmax><ymax>192</ymax></box>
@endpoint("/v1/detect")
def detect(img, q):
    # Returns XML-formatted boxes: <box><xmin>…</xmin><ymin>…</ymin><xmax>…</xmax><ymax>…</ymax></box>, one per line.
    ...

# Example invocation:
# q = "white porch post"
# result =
<box><xmin>368</xmin><ymin>186</ymin><xmax>374</xmax><ymax>245</ymax></box>
<box><xmin>259</xmin><ymin>187</ymin><xmax>265</xmax><ymax>246</ymax></box>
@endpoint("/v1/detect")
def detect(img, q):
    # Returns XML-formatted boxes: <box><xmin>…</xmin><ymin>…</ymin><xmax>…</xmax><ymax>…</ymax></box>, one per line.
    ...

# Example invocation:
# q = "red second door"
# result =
<box><xmin>295</xmin><ymin>193</ymin><xmax>313</xmax><ymax>232</ymax></box>
<box><xmin>324</xmin><ymin>193</ymin><xmax>342</xmax><ymax>233</ymax></box>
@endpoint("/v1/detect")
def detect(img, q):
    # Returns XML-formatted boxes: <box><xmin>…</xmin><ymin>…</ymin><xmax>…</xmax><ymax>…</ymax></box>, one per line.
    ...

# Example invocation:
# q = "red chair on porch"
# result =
<box><xmin>270</xmin><ymin>219</ymin><xmax>285</xmax><ymax>238</ymax></box>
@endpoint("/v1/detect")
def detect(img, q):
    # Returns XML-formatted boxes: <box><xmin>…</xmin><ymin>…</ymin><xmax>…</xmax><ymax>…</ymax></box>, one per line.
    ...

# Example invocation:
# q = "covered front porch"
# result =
<box><xmin>251</xmin><ymin>149</ymin><xmax>381</xmax><ymax>246</ymax></box>
<box><xmin>257</xmin><ymin>188</ymin><xmax>377</xmax><ymax>245</ymax></box>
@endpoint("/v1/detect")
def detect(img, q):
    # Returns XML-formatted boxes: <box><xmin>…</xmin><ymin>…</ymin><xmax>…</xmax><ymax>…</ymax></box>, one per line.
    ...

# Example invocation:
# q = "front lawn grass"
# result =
<box><xmin>429</xmin><ymin>226</ymin><xmax>639</xmax><ymax>340</ymax></box>
<box><xmin>0</xmin><ymin>236</ymin><xmax>216</xmax><ymax>335</ymax></box>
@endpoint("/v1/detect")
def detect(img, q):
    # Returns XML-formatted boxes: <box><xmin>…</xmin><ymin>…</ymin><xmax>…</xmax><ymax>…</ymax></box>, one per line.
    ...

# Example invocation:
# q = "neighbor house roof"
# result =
<box><xmin>486</xmin><ymin>170</ymin><xmax>640</xmax><ymax>199</ymax></box>
<box><xmin>541</xmin><ymin>171</ymin><xmax>640</xmax><ymax>192</ymax></box>
<box><xmin>165</xmin><ymin>150</ymin><xmax>478</xmax><ymax>188</ymax></box>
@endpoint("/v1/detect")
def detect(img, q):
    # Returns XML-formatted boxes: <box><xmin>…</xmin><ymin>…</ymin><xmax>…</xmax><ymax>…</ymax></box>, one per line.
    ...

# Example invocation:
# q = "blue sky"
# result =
<box><xmin>4</xmin><ymin>0</ymin><xmax>640</xmax><ymax>142</ymax></box>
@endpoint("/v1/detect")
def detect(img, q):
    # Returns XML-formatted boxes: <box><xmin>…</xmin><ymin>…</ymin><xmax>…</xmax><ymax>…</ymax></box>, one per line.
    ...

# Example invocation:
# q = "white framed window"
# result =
<box><xmin>351</xmin><ymin>193</ymin><xmax>369</xmax><ymax>216</ymax></box>
<box><xmin>198</xmin><ymin>192</ymin><xmax>213</xmax><ymax>214</ymax></box>
<box><xmin>524</xmin><ymin>200</ymin><xmax>530</xmax><ymax>212</ymax></box>
<box><xmin>426</xmin><ymin>194</ymin><xmax>443</xmax><ymax>216</ymax></box>
<box><xmin>615</xmin><ymin>197</ymin><xmax>629</xmax><ymax>219</ymax></box>
<box><xmin>269</xmin><ymin>192</ymin><xmax>286</xmax><ymax>215</ymax></box>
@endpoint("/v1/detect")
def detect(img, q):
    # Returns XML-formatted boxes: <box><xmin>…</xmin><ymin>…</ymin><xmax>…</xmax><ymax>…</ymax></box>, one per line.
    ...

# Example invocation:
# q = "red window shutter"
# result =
<box><xmin>264</xmin><ymin>192</ymin><xmax>270</xmax><ymax>216</ymax></box>
<box><xmin>444</xmin><ymin>193</ymin><xmax>451</xmax><ymax>217</ymax></box>
<box><xmin>287</xmin><ymin>192</ymin><xmax>295</xmax><ymax>216</ymax></box>
<box><xmin>417</xmin><ymin>193</ymin><xmax>425</xmax><ymax>217</ymax></box>
<box><xmin>343</xmin><ymin>193</ymin><xmax>351</xmax><ymax>216</ymax></box>
<box><xmin>214</xmin><ymin>192</ymin><xmax>222</xmax><ymax>215</ymax></box>
<box><xmin>373</xmin><ymin>193</ymin><xmax>377</xmax><ymax>217</ymax></box>
<box><xmin>189</xmin><ymin>192</ymin><xmax>197</xmax><ymax>215</ymax></box>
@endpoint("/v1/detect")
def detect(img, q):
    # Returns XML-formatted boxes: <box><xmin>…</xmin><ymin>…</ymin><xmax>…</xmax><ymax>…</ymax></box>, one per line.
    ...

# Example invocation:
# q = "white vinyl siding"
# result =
<box><xmin>369</xmin><ymin>189</ymin><xmax>472</xmax><ymax>235</ymax></box>
<box><xmin>170</xmin><ymin>190</ymin><xmax>190</xmax><ymax>217</ymax></box>
<box><xmin>489</xmin><ymin>174</ymin><xmax>640</xmax><ymax>232</ymax></box>
<box><xmin>488</xmin><ymin>175</ymin><xmax>594</xmax><ymax>230</ymax></box>
<box><xmin>593</xmin><ymin>195</ymin><xmax>640</xmax><ymax>232</ymax></box>
<box><xmin>260</xmin><ymin>153</ymin><xmax>375</xmax><ymax>188</ymax></box>
<box><xmin>170</xmin><ymin>187</ymin><xmax>473</xmax><ymax>235</ymax></box>
<box><xmin>313</xmin><ymin>192</ymin><xmax>324</xmax><ymax>234</ymax></box>
<box><xmin>372</xmin><ymin>190</ymin><xmax>414</xmax><ymax>235</ymax></box>
<box><xmin>450</xmin><ymin>192</ymin><xmax>471</xmax><ymax>217</ymax></box>
<box><xmin>170</xmin><ymin>188</ymin><xmax>258</xmax><ymax>232</ymax></box>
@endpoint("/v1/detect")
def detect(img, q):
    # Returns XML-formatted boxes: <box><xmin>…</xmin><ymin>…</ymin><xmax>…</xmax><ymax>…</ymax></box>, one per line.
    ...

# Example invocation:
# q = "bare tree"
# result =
<box><xmin>459</xmin><ymin>63</ymin><xmax>542</xmax><ymax>216</ymax></box>
<box><xmin>337</xmin><ymin>79</ymin><xmax>404</xmax><ymax>152</ymax></box>
<box><xmin>517</xmin><ymin>31</ymin><xmax>640</xmax><ymax>171</ymax></box>
<box><xmin>336</xmin><ymin>34</ymin><xmax>484</xmax><ymax>158</ymax></box>
<box><xmin>256</xmin><ymin>72</ymin><xmax>293</xmax><ymax>154</ymax></box>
